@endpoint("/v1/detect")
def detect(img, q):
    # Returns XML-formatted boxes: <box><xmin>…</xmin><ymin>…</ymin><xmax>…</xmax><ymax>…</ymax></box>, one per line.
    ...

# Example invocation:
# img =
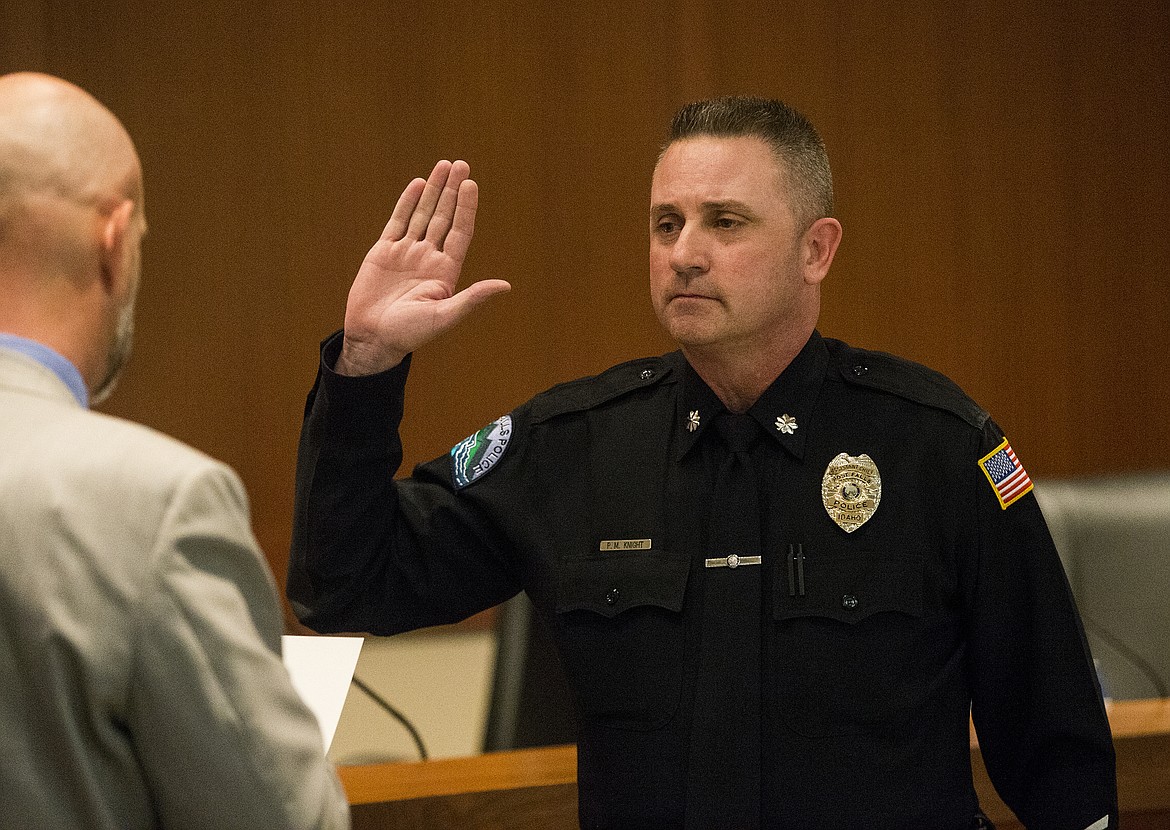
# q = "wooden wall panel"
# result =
<box><xmin>3</xmin><ymin>0</ymin><xmax>1167</xmax><ymax>614</ymax></box>
<box><xmin>0</xmin><ymin>0</ymin><xmax>46</xmax><ymax>72</ymax></box>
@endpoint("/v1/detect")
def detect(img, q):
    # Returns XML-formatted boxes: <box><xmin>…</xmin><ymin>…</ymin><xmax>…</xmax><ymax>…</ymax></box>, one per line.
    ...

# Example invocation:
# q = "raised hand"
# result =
<box><xmin>337</xmin><ymin>159</ymin><xmax>511</xmax><ymax>376</ymax></box>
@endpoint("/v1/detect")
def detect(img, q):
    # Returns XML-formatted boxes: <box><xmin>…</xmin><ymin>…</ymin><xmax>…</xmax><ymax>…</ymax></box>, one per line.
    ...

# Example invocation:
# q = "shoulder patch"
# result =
<box><xmin>450</xmin><ymin>414</ymin><xmax>513</xmax><ymax>488</ymax></box>
<box><xmin>978</xmin><ymin>437</ymin><xmax>1034</xmax><ymax>509</ymax></box>
<box><xmin>826</xmin><ymin>339</ymin><xmax>988</xmax><ymax>429</ymax></box>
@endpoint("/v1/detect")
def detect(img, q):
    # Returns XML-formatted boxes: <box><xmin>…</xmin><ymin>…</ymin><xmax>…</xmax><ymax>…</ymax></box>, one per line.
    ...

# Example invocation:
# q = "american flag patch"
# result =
<box><xmin>979</xmin><ymin>438</ymin><xmax>1033</xmax><ymax>509</ymax></box>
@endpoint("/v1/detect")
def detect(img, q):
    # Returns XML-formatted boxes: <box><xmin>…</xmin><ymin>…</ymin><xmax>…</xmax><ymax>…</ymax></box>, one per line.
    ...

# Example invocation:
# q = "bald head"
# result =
<box><xmin>0</xmin><ymin>73</ymin><xmax>145</xmax><ymax>404</ymax></box>
<box><xmin>0</xmin><ymin>72</ymin><xmax>142</xmax><ymax>217</ymax></box>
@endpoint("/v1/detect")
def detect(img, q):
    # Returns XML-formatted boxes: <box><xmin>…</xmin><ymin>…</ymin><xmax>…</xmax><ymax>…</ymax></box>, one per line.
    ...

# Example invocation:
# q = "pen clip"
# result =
<box><xmin>787</xmin><ymin>544</ymin><xmax>806</xmax><ymax>598</ymax></box>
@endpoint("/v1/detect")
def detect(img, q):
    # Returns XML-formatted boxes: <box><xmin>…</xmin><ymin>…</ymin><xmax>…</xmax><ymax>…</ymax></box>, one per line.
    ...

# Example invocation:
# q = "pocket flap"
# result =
<box><xmin>773</xmin><ymin>550</ymin><xmax>924</xmax><ymax>624</ymax></box>
<box><xmin>556</xmin><ymin>551</ymin><xmax>689</xmax><ymax>618</ymax></box>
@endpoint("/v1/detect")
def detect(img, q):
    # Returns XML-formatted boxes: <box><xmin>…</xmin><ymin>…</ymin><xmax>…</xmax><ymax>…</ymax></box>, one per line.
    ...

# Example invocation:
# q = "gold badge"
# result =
<box><xmin>821</xmin><ymin>453</ymin><xmax>881</xmax><ymax>533</ymax></box>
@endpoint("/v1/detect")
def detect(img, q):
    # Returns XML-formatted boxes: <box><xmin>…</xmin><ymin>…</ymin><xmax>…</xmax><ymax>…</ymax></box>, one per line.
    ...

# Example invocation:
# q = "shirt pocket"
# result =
<box><xmin>770</xmin><ymin>546</ymin><xmax>928</xmax><ymax>737</ymax></box>
<box><xmin>554</xmin><ymin>550</ymin><xmax>690</xmax><ymax>730</ymax></box>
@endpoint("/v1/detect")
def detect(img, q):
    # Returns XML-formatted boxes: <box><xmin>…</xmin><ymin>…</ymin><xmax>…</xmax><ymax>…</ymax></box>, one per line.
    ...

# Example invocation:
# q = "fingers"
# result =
<box><xmin>381</xmin><ymin>176</ymin><xmax>426</xmax><ymax>242</ymax></box>
<box><xmin>424</xmin><ymin>161</ymin><xmax>470</xmax><ymax>248</ymax></box>
<box><xmin>406</xmin><ymin>160</ymin><xmax>452</xmax><ymax>240</ymax></box>
<box><xmin>380</xmin><ymin>160</ymin><xmax>475</xmax><ymax>250</ymax></box>
<box><xmin>410</xmin><ymin>159</ymin><xmax>471</xmax><ymax>244</ymax></box>
<box><xmin>443</xmin><ymin>178</ymin><xmax>478</xmax><ymax>263</ymax></box>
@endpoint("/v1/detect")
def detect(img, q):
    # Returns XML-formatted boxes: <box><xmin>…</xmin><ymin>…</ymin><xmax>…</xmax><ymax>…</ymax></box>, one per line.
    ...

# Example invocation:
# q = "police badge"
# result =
<box><xmin>821</xmin><ymin>452</ymin><xmax>881</xmax><ymax>533</ymax></box>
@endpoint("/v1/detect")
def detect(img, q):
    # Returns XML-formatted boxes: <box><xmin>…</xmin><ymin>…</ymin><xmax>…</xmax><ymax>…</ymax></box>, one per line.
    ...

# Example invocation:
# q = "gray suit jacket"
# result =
<box><xmin>0</xmin><ymin>347</ymin><xmax>350</xmax><ymax>829</ymax></box>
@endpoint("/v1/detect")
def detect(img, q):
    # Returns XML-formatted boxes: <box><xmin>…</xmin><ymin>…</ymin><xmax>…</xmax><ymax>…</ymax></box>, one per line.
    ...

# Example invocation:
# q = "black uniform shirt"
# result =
<box><xmin>290</xmin><ymin>330</ymin><xmax>1117</xmax><ymax>830</ymax></box>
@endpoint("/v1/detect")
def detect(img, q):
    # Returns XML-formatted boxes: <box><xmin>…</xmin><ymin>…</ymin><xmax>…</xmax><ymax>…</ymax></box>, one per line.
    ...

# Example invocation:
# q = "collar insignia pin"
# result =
<box><xmin>775</xmin><ymin>414</ymin><xmax>798</xmax><ymax>434</ymax></box>
<box><xmin>686</xmin><ymin>410</ymin><xmax>701</xmax><ymax>433</ymax></box>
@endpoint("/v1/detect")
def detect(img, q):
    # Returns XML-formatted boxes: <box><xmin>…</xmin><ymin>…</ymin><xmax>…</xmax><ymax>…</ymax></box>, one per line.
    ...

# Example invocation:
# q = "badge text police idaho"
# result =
<box><xmin>450</xmin><ymin>415</ymin><xmax>513</xmax><ymax>489</ymax></box>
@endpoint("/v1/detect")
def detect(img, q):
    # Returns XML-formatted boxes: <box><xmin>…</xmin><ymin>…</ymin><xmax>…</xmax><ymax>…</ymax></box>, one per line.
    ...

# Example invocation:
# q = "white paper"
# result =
<box><xmin>281</xmin><ymin>635</ymin><xmax>364</xmax><ymax>751</ymax></box>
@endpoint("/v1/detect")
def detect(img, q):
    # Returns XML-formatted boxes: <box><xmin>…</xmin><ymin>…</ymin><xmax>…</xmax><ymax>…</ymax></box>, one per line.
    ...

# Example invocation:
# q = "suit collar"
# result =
<box><xmin>0</xmin><ymin>345</ymin><xmax>84</xmax><ymax>408</ymax></box>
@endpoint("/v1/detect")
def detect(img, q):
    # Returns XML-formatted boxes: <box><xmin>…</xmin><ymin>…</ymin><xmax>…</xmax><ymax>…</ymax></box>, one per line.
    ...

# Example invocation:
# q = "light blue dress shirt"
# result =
<box><xmin>0</xmin><ymin>334</ymin><xmax>89</xmax><ymax>407</ymax></box>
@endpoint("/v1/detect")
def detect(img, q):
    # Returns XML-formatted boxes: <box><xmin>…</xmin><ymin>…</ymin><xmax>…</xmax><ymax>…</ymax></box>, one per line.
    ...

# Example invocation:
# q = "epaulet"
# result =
<box><xmin>527</xmin><ymin>353</ymin><xmax>678</xmax><ymax>424</ymax></box>
<box><xmin>824</xmin><ymin>339</ymin><xmax>989</xmax><ymax>429</ymax></box>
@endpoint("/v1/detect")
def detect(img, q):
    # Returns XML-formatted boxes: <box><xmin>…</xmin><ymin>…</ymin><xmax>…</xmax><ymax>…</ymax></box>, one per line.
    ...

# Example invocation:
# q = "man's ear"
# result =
<box><xmin>802</xmin><ymin>217</ymin><xmax>843</xmax><ymax>286</ymax></box>
<box><xmin>98</xmin><ymin>198</ymin><xmax>136</xmax><ymax>293</ymax></box>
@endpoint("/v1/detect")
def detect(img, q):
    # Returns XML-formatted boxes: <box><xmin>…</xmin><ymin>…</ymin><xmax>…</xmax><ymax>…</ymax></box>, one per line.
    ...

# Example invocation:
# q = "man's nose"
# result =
<box><xmin>669</xmin><ymin>225</ymin><xmax>709</xmax><ymax>276</ymax></box>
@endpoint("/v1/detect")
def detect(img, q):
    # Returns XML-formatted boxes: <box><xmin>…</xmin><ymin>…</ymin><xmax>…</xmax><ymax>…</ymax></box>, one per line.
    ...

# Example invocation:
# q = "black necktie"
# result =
<box><xmin>686</xmin><ymin>411</ymin><xmax>763</xmax><ymax>829</ymax></box>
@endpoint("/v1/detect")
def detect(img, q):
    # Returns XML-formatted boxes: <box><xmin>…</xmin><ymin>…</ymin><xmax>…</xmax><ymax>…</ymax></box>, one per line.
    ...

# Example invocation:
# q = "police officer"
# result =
<box><xmin>289</xmin><ymin>97</ymin><xmax>1116</xmax><ymax>829</ymax></box>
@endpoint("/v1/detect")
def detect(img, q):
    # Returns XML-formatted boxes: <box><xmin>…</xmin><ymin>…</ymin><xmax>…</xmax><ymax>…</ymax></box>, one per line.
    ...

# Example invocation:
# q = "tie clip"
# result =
<box><xmin>704</xmin><ymin>554</ymin><xmax>762</xmax><ymax>569</ymax></box>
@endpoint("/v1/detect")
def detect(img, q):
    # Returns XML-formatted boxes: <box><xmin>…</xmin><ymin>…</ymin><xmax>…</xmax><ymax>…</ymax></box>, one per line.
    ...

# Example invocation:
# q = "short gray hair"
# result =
<box><xmin>665</xmin><ymin>96</ymin><xmax>834</xmax><ymax>228</ymax></box>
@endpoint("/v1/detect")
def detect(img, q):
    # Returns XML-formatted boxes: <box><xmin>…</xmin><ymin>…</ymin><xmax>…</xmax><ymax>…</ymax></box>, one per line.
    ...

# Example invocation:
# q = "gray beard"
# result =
<box><xmin>90</xmin><ymin>298</ymin><xmax>135</xmax><ymax>407</ymax></box>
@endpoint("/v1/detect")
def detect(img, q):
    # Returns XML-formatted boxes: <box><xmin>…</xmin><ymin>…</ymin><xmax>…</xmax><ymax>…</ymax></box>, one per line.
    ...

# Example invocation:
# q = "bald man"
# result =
<box><xmin>0</xmin><ymin>73</ymin><xmax>350</xmax><ymax>829</ymax></box>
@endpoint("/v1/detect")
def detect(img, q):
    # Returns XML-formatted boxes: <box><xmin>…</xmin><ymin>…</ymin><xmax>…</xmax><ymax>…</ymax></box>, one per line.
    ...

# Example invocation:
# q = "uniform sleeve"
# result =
<box><xmin>126</xmin><ymin>460</ymin><xmax>350</xmax><ymax>830</ymax></box>
<box><xmin>288</xmin><ymin>332</ymin><xmax>521</xmax><ymax>635</ymax></box>
<box><xmin>965</xmin><ymin>419</ymin><xmax>1117</xmax><ymax>830</ymax></box>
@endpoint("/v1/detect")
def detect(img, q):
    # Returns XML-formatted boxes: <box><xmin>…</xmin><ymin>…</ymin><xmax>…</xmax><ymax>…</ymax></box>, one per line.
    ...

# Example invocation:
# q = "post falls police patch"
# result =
<box><xmin>451</xmin><ymin>414</ymin><xmax>513</xmax><ymax>489</ymax></box>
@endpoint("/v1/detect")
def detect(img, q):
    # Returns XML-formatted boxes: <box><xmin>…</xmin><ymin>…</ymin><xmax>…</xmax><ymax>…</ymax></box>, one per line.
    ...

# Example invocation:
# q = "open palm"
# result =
<box><xmin>339</xmin><ymin>159</ymin><xmax>510</xmax><ymax>376</ymax></box>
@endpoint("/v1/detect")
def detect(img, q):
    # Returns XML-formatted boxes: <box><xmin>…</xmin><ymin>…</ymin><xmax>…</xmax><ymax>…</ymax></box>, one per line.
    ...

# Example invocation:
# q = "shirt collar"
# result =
<box><xmin>674</xmin><ymin>330</ymin><xmax>829</xmax><ymax>461</ymax></box>
<box><xmin>0</xmin><ymin>334</ymin><xmax>89</xmax><ymax>407</ymax></box>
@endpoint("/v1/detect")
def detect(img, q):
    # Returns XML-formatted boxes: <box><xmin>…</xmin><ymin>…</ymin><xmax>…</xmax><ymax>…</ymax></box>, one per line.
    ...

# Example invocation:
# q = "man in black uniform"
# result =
<box><xmin>289</xmin><ymin>97</ymin><xmax>1117</xmax><ymax>829</ymax></box>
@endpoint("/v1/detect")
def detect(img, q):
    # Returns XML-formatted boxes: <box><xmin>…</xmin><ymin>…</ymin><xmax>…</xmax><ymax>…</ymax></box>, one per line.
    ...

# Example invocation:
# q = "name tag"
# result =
<box><xmin>599</xmin><ymin>539</ymin><xmax>652</xmax><ymax>552</ymax></box>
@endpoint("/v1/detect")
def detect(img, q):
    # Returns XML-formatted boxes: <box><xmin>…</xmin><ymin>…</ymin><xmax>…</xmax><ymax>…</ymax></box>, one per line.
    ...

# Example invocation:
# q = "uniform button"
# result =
<box><xmin>852</xmin><ymin>364</ymin><xmax>869</xmax><ymax>377</ymax></box>
<box><xmin>640</xmin><ymin>369</ymin><xmax>655</xmax><ymax>380</ymax></box>
<box><xmin>605</xmin><ymin>588</ymin><xmax>620</xmax><ymax>605</ymax></box>
<box><xmin>841</xmin><ymin>594</ymin><xmax>858</xmax><ymax>609</ymax></box>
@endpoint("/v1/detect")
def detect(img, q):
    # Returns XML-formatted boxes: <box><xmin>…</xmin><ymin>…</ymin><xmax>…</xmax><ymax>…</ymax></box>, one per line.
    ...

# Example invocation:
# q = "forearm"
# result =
<box><xmin>289</xmin><ymin>332</ymin><xmax>413</xmax><ymax>632</ymax></box>
<box><xmin>288</xmin><ymin>333</ymin><xmax>520</xmax><ymax>634</ymax></box>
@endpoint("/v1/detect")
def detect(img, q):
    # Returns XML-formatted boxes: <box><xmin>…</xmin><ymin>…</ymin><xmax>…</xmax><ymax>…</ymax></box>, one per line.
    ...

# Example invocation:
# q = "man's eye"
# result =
<box><xmin>655</xmin><ymin>220</ymin><xmax>679</xmax><ymax>235</ymax></box>
<box><xmin>714</xmin><ymin>216</ymin><xmax>740</xmax><ymax>230</ymax></box>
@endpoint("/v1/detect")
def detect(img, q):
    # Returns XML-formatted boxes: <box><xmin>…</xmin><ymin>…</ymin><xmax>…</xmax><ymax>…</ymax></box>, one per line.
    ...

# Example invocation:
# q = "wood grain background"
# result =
<box><xmin>4</xmin><ymin>0</ymin><xmax>1167</xmax><ymax>623</ymax></box>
